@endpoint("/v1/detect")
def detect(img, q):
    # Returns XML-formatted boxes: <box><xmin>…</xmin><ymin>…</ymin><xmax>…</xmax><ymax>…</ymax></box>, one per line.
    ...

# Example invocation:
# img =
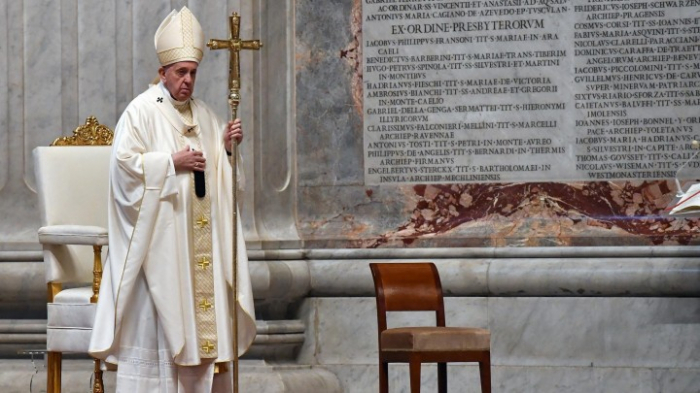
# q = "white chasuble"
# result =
<box><xmin>89</xmin><ymin>83</ymin><xmax>256</xmax><ymax>392</ymax></box>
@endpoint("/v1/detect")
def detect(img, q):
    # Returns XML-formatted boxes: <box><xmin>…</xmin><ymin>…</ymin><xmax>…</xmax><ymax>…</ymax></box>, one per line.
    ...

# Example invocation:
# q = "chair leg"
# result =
<box><xmin>479</xmin><ymin>354</ymin><xmax>491</xmax><ymax>393</ymax></box>
<box><xmin>437</xmin><ymin>362</ymin><xmax>447</xmax><ymax>393</ymax></box>
<box><xmin>47</xmin><ymin>351</ymin><xmax>62</xmax><ymax>393</ymax></box>
<box><xmin>409</xmin><ymin>357</ymin><xmax>421</xmax><ymax>393</ymax></box>
<box><xmin>379</xmin><ymin>361</ymin><xmax>389</xmax><ymax>393</ymax></box>
<box><xmin>93</xmin><ymin>358</ymin><xmax>104</xmax><ymax>393</ymax></box>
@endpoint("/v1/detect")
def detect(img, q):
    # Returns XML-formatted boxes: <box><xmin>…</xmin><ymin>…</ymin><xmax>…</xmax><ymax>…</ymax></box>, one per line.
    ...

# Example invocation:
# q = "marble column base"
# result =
<box><xmin>0</xmin><ymin>359</ymin><xmax>341</xmax><ymax>393</ymax></box>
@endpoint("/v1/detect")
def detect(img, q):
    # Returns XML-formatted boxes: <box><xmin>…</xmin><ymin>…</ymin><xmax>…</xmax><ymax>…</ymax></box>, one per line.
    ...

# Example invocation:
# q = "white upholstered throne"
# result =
<box><xmin>33</xmin><ymin>116</ymin><xmax>113</xmax><ymax>393</ymax></box>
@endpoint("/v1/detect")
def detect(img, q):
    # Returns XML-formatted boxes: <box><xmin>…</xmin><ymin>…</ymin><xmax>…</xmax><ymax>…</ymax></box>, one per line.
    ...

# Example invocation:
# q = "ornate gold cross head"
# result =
<box><xmin>206</xmin><ymin>13</ymin><xmax>262</xmax><ymax>114</ymax></box>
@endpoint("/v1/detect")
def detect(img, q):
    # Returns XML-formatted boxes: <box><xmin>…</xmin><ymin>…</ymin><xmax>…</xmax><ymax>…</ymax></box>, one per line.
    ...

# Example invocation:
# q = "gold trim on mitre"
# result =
<box><xmin>155</xmin><ymin>7</ymin><xmax>205</xmax><ymax>67</ymax></box>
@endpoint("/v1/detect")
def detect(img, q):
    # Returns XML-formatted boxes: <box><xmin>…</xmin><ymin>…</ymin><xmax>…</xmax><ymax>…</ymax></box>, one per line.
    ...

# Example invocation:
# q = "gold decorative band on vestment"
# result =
<box><xmin>191</xmin><ymin>167</ymin><xmax>218</xmax><ymax>359</ymax></box>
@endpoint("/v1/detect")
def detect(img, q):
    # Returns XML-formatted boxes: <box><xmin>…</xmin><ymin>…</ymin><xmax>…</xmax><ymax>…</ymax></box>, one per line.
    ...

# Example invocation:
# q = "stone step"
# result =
<box><xmin>0</xmin><ymin>320</ymin><xmax>46</xmax><ymax>333</ymax></box>
<box><xmin>0</xmin><ymin>319</ymin><xmax>306</xmax><ymax>361</ymax></box>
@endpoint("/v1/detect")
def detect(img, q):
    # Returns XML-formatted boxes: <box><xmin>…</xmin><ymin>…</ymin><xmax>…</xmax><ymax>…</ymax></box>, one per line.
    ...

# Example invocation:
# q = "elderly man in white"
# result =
<box><xmin>89</xmin><ymin>7</ymin><xmax>256</xmax><ymax>392</ymax></box>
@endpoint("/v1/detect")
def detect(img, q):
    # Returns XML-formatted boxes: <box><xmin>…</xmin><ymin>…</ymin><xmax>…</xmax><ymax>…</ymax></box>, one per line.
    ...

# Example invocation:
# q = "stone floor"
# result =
<box><xmin>0</xmin><ymin>359</ymin><xmax>341</xmax><ymax>393</ymax></box>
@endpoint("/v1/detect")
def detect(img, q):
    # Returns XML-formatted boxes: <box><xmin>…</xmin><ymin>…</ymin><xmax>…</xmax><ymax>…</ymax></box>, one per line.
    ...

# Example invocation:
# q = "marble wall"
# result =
<box><xmin>0</xmin><ymin>0</ymin><xmax>260</xmax><ymax>247</ymax></box>
<box><xmin>4</xmin><ymin>0</ymin><xmax>699</xmax><ymax>251</ymax></box>
<box><xmin>293</xmin><ymin>0</ymin><xmax>700</xmax><ymax>249</ymax></box>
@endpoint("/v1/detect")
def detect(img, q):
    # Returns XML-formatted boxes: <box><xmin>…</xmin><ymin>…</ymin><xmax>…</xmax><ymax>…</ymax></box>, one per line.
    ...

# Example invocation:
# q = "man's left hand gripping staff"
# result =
<box><xmin>224</xmin><ymin>118</ymin><xmax>243</xmax><ymax>155</ymax></box>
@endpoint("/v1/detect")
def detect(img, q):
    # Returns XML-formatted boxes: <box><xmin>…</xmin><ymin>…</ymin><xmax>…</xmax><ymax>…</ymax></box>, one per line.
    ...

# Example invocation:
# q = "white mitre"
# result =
<box><xmin>154</xmin><ymin>6</ymin><xmax>205</xmax><ymax>66</ymax></box>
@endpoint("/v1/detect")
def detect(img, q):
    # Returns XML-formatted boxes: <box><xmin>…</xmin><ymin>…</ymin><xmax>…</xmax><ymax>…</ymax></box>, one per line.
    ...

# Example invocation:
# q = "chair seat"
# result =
<box><xmin>47</xmin><ymin>327</ymin><xmax>93</xmax><ymax>352</ymax></box>
<box><xmin>47</xmin><ymin>287</ymin><xmax>96</xmax><ymax>353</ymax></box>
<box><xmin>381</xmin><ymin>327</ymin><xmax>490</xmax><ymax>352</ymax></box>
<box><xmin>38</xmin><ymin>225</ymin><xmax>108</xmax><ymax>246</ymax></box>
<box><xmin>48</xmin><ymin>287</ymin><xmax>95</xmax><ymax>328</ymax></box>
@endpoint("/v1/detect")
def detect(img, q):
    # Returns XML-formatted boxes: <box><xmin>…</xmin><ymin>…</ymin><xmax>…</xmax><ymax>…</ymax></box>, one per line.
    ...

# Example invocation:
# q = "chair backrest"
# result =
<box><xmin>33</xmin><ymin>117</ymin><xmax>113</xmax><ymax>284</ymax></box>
<box><xmin>369</xmin><ymin>262</ymin><xmax>446</xmax><ymax>334</ymax></box>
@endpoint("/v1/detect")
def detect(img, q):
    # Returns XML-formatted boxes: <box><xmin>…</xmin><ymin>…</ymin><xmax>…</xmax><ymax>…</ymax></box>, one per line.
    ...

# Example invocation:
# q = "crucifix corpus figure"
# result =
<box><xmin>89</xmin><ymin>7</ymin><xmax>257</xmax><ymax>393</ymax></box>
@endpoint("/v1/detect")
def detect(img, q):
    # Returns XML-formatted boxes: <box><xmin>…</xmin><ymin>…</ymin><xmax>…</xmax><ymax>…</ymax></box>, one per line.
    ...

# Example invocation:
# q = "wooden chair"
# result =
<box><xmin>369</xmin><ymin>262</ymin><xmax>491</xmax><ymax>393</ymax></box>
<box><xmin>33</xmin><ymin>116</ymin><xmax>113</xmax><ymax>393</ymax></box>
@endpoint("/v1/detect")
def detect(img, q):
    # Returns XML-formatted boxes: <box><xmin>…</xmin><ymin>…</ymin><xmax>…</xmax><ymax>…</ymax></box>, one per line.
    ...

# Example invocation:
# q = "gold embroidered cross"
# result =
<box><xmin>202</xmin><ymin>340</ymin><xmax>215</xmax><ymax>354</ymax></box>
<box><xmin>197</xmin><ymin>256</ymin><xmax>211</xmax><ymax>269</ymax></box>
<box><xmin>196</xmin><ymin>215</ymin><xmax>209</xmax><ymax>228</ymax></box>
<box><xmin>199</xmin><ymin>298</ymin><xmax>213</xmax><ymax>311</ymax></box>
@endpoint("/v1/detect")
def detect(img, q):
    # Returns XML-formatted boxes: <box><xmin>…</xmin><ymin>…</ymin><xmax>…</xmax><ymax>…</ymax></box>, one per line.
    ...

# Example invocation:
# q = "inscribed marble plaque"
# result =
<box><xmin>362</xmin><ymin>0</ymin><xmax>700</xmax><ymax>185</ymax></box>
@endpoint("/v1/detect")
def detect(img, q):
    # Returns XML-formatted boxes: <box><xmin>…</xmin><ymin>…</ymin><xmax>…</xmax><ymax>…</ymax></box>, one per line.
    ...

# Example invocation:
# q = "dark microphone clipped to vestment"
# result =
<box><xmin>192</xmin><ymin>147</ymin><xmax>206</xmax><ymax>198</ymax></box>
<box><xmin>194</xmin><ymin>170</ymin><xmax>206</xmax><ymax>198</ymax></box>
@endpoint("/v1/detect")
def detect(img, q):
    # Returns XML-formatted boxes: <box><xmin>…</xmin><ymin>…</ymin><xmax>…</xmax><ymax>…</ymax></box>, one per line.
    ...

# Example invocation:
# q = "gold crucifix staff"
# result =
<box><xmin>207</xmin><ymin>11</ymin><xmax>262</xmax><ymax>393</ymax></box>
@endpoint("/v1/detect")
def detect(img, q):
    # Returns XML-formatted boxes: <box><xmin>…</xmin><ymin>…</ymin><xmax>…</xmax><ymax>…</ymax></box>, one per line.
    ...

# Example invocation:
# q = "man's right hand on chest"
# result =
<box><xmin>172</xmin><ymin>146</ymin><xmax>206</xmax><ymax>172</ymax></box>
